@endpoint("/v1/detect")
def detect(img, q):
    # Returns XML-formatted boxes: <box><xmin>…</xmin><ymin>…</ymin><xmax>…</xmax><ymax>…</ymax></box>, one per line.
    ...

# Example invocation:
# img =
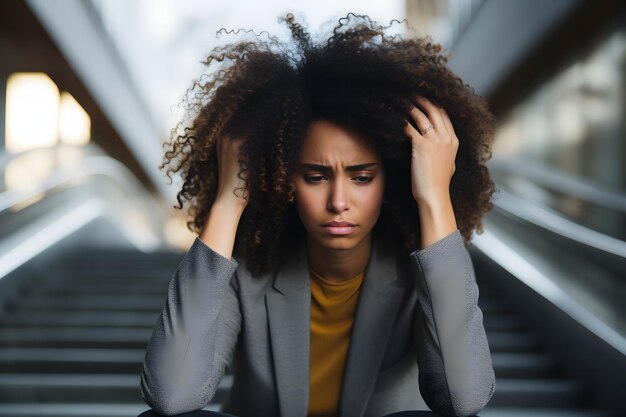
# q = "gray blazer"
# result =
<box><xmin>140</xmin><ymin>229</ymin><xmax>495</xmax><ymax>417</ymax></box>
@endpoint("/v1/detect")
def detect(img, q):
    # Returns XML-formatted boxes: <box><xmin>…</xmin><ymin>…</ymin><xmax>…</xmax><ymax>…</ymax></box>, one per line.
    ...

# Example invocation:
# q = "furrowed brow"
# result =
<box><xmin>299</xmin><ymin>163</ymin><xmax>378</xmax><ymax>172</ymax></box>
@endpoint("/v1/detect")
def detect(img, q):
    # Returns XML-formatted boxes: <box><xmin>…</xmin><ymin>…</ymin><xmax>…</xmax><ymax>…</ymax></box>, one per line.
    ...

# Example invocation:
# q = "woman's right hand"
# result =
<box><xmin>215</xmin><ymin>134</ymin><xmax>249</xmax><ymax>210</ymax></box>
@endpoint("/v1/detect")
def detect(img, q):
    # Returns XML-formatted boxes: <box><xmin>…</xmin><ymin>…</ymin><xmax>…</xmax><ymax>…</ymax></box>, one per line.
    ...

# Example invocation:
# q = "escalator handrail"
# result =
<box><xmin>491</xmin><ymin>187</ymin><xmax>626</xmax><ymax>258</ymax></box>
<box><xmin>0</xmin><ymin>144</ymin><xmax>165</xmax><ymax>216</ymax></box>
<box><xmin>489</xmin><ymin>156</ymin><xmax>626</xmax><ymax>213</ymax></box>
<box><xmin>0</xmin><ymin>144</ymin><xmax>168</xmax><ymax>280</ymax></box>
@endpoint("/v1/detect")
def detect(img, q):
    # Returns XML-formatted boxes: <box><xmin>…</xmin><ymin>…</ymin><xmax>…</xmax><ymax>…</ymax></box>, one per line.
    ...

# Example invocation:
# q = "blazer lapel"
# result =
<box><xmin>338</xmin><ymin>236</ymin><xmax>408</xmax><ymax>417</ymax></box>
<box><xmin>266</xmin><ymin>237</ymin><xmax>311</xmax><ymax>417</ymax></box>
<box><xmin>265</xmin><ymin>235</ymin><xmax>408</xmax><ymax>417</ymax></box>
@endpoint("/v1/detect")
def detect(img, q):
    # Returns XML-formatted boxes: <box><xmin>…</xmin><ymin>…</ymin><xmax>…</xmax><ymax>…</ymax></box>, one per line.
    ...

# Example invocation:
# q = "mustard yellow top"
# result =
<box><xmin>307</xmin><ymin>267</ymin><xmax>365</xmax><ymax>417</ymax></box>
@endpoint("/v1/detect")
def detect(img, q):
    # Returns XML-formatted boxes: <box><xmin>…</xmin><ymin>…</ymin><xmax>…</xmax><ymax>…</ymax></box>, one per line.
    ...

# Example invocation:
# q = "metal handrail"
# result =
<box><xmin>488</xmin><ymin>157</ymin><xmax>626</xmax><ymax>257</ymax></box>
<box><xmin>472</xmin><ymin>226</ymin><xmax>626</xmax><ymax>357</ymax></box>
<box><xmin>0</xmin><ymin>143</ymin><xmax>170</xmax><ymax>280</ymax></box>
<box><xmin>0</xmin><ymin>143</ymin><xmax>165</xmax><ymax>214</ymax></box>
<box><xmin>489</xmin><ymin>156</ymin><xmax>626</xmax><ymax>212</ymax></box>
<box><xmin>491</xmin><ymin>187</ymin><xmax>626</xmax><ymax>258</ymax></box>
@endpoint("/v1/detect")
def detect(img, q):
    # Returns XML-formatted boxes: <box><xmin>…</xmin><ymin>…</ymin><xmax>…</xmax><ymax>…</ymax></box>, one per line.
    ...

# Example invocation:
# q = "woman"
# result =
<box><xmin>140</xmin><ymin>12</ymin><xmax>496</xmax><ymax>417</ymax></box>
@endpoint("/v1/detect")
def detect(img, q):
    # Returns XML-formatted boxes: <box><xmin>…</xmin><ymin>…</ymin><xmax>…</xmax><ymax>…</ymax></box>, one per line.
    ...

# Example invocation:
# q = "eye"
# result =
<box><xmin>303</xmin><ymin>175</ymin><xmax>374</xmax><ymax>183</ymax></box>
<box><xmin>304</xmin><ymin>175</ymin><xmax>326</xmax><ymax>183</ymax></box>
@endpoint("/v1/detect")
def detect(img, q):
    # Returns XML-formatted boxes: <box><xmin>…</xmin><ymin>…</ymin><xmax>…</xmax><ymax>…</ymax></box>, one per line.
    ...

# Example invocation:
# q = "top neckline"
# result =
<box><xmin>309</xmin><ymin>267</ymin><xmax>364</xmax><ymax>286</ymax></box>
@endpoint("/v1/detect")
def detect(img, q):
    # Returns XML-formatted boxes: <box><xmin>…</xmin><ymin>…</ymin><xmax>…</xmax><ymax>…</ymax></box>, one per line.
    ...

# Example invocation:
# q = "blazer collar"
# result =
<box><xmin>265</xmin><ymin>235</ymin><xmax>408</xmax><ymax>417</ymax></box>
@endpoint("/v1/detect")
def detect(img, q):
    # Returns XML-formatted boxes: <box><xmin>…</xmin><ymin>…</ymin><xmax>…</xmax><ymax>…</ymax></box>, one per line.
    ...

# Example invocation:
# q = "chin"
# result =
<box><xmin>314</xmin><ymin>231</ymin><xmax>368</xmax><ymax>251</ymax></box>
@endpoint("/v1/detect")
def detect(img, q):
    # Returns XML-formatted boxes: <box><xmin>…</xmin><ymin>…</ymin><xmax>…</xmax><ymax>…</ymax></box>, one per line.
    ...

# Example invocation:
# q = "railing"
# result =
<box><xmin>0</xmin><ymin>142</ymin><xmax>169</xmax><ymax>282</ymax></box>
<box><xmin>474</xmin><ymin>156</ymin><xmax>626</xmax><ymax>355</ymax></box>
<box><xmin>488</xmin><ymin>157</ymin><xmax>626</xmax><ymax>250</ymax></box>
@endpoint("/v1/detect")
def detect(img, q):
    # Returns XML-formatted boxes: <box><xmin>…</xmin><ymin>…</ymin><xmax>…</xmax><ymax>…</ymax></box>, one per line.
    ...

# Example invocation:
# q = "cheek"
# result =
<box><xmin>360</xmin><ymin>193</ymin><xmax>383</xmax><ymax>216</ymax></box>
<box><xmin>294</xmin><ymin>184</ymin><xmax>321</xmax><ymax>221</ymax></box>
<box><xmin>359</xmin><ymin>181</ymin><xmax>385</xmax><ymax>212</ymax></box>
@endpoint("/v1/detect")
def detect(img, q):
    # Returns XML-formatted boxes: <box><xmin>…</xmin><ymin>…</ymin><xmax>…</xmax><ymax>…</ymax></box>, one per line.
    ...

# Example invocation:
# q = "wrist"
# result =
<box><xmin>415</xmin><ymin>192</ymin><xmax>451</xmax><ymax>209</ymax></box>
<box><xmin>214</xmin><ymin>196</ymin><xmax>247</xmax><ymax>214</ymax></box>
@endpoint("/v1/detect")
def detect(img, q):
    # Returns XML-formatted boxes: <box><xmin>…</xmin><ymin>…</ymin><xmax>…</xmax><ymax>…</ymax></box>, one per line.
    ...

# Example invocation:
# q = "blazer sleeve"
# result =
<box><xmin>139</xmin><ymin>236</ymin><xmax>242</xmax><ymax>416</ymax></box>
<box><xmin>409</xmin><ymin>229</ymin><xmax>495</xmax><ymax>417</ymax></box>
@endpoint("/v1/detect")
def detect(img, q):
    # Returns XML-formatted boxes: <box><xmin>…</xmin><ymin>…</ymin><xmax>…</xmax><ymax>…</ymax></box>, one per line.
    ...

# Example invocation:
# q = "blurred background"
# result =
<box><xmin>0</xmin><ymin>0</ymin><xmax>624</xmax><ymax>416</ymax></box>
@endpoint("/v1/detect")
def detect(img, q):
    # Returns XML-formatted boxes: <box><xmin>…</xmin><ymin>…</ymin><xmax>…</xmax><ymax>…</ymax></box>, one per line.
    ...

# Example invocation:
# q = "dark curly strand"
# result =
<box><xmin>159</xmin><ymin>12</ymin><xmax>497</xmax><ymax>277</ymax></box>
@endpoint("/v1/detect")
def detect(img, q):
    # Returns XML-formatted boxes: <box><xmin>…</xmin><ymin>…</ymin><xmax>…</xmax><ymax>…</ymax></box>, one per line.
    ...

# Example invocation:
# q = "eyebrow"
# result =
<box><xmin>298</xmin><ymin>163</ymin><xmax>379</xmax><ymax>172</ymax></box>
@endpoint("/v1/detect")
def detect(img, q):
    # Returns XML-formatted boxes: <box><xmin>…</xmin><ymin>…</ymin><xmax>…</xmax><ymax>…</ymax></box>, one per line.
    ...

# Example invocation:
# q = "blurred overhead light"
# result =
<box><xmin>5</xmin><ymin>72</ymin><xmax>60</xmax><ymax>153</ymax></box>
<box><xmin>59</xmin><ymin>91</ymin><xmax>91</xmax><ymax>146</ymax></box>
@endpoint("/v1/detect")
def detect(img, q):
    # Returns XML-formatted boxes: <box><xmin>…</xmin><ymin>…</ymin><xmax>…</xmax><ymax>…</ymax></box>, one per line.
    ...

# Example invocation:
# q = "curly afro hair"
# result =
<box><xmin>160</xmin><ymin>12</ymin><xmax>497</xmax><ymax>277</ymax></box>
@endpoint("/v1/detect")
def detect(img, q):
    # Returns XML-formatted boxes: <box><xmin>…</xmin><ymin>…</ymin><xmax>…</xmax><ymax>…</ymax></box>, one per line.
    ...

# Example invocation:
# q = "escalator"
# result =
<box><xmin>475</xmin><ymin>258</ymin><xmax>613</xmax><ymax>416</ymax></box>
<box><xmin>0</xmin><ymin>148</ymin><xmax>623</xmax><ymax>416</ymax></box>
<box><xmin>0</xmin><ymin>246</ymin><xmax>235</xmax><ymax>416</ymax></box>
<box><xmin>0</xmin><ymin>226</ymin><xmax>618</xmax><ymax>416</ymax></box>
<box><xmin>0</xmin><ymin>144</ymin><xmax>175</xmax><ymax>416</ymax></box>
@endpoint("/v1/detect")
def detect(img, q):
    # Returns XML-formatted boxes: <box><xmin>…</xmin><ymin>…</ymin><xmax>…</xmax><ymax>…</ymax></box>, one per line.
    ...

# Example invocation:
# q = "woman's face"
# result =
<box><xmin>293</xmin><ymin>119</ymin><xmax>385</xmax><ymax>252</ymax></box>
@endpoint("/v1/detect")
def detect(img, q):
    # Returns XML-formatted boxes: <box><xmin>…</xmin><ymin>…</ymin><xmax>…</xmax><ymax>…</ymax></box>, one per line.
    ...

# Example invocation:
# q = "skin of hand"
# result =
<box><xmin>403</xmin><ymin>96</ymin><xmax>458</xmax><ymax>205</ymax></box>
<box><xmin>198</xmin><ymin>135</ymin><xmax>248</xmax><ymax>258</ymax></box>
<box><xmin>215</xmin><ymin>134</ymin><xmax>249</xmax><ymax>209</ymax></box>
<box><xmin>404</xmin><ymin>96</ymin><xmax>460</xmax><ymax>249</ymax></box>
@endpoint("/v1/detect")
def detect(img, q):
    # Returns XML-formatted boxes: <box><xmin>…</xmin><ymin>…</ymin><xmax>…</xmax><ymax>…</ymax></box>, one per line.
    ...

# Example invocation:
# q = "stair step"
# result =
<box><xmin>64</xmin><ymin>251</ymin><xmax>183</xmax><ymax>262</ymax></box>
<box><xmin>38</xmin><ymin>275</ymin><xmax>172</xmax><ymax>285</ymax></box>
<box><xmin>0</xmin><ymin>402</ymin><xmax>219</xmax><ymax>417</ymax></box>
<box><xmin>0</xmin><ymin>327</ymin><xmax>152</xmax><ymax>349</ymax></box>
<box><xmin>0</xmin><ymin>348</ymin><xmax>144</xmax><ymax>373</ymax></box>
<box><xmin>0</xmin><ymin>374</ymin><xmax>232</xmax><ymax>404</ymax></box>
<box><xmin>23</xmin><ymin>287</ymin><xmax>166</xmax><ymax>296</ymax></box>
<box><xmin>490</xmin><ymin>378</ymin><xmax>584</xmax><ymax>408</ymax></box>
<box><xmin>57</xmin><ymin>252</ymin><xmax>181</xmax><ymax>261</ymax></box>
<box><xmin>480</xmin><ymin>408</ymin><xmax>611</xmax><ymax>417</ymax></box>
<box><xmin>44</xmin><ymin>270</ymin><xmax>175</xmax><ymax>281</ymax></box>
<box><xmin>29</xmin><ymin>281</ymin><xmax>169</xmax><ymax>293</ymax></box>
<box><xmin>13</xmin><ymin>295</ymin><xmax>165</xmax><ymax>312</ymax></box>
<box><xmin>52</xmin><ymin>263</ymin><xmax>180</xmax><ymax>274</ymax></box>
<box><xmin>483</xmin><ymin>315</ymin><xmax>525</xmax><ymax>331</ymax></box>
<box><xmin>0</xmin><ymin>311</ymin><xmax>158</xmax><ymax>328</ymax></box>
<box><xmin>486</xmin><ymin>332</ymin><xmax>540</xmax><ymax>353</ymax></box>
<box><xmin>477</xmin><ymin>298</ymin><xmax>511</xmax><ymax>315</ymax></box>
<box><xmin>492</xmin><ymin>353</ymin><xmax>556</xmax><ymax>378</ymax></box>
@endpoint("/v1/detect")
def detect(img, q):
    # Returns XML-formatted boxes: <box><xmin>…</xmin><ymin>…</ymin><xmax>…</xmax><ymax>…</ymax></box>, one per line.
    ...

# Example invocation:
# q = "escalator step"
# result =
<box><xmin>13</xmin><ymin>295</ymin><xmax>165</xmax><ymax>311</ymax></box>
<box><xmin>27</xmin><ymin>281</ymin><xmax>169</xmax><ymax>293</ymax></box>
<box><xmin>0</xmin><ymin>327</ymin><xmax>152</xmax><ymax>349</ymax></box>
<box><xmin>0</xmin><ymin>348</ymin><xmax>144</xmax><ymax>373</ymax></box>
<box><xmin>489</xmin><ymin>378</ymin><xmax>584</xmax><ymax>408</ymax></box>
<box><xmin>492</xmin><ymin>352</ymin><xmax>556</xmax><ymax>378</ymax></box>
<box><xmin>486</xmin><ymin>331</ymin><xmax>540</xmax><ymax>353</ymax></box>
<box><xmin>0</xmin><ymin>311</ymin><xmax>159</xmax><ymax>328</ymax></box>
<box><xmin>477</xmin><ymin>298</ymin><xmax>511</xmax><ymax>315</ymax></box>
<box><xmin>480</xmin><ymin>408</ymin><xmax>611</xmax><ymax>417</ymax></box>
<box><xmin>0</xmin><ymin>402</ymin><xmax>220</xmax><ymax>417</ymax></box>
<box><xmin>0</xmin><ymin>347</ymin><xmax>234</xmax><ymax>376</ymax></box>
<box><xmin>483</xmin><ymin>315</ymin><xmax>525</xmax><ymax>331</ymax></box>
<box><xmin>0</xmin><ymin>373</ymin><xmax>232</xmax><ymax>404</ymax></box>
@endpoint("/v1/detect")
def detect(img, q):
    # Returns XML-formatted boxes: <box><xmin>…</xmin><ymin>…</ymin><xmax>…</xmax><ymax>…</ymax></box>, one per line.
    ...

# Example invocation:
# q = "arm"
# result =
<box><xmin>410</xmin><ymin>198</ymin><xmax>495</xmax><ymax>416</ymax></box>
<box><xmin>139</xmin><ymin>202</ymin><xmax>244</xmax><ymax>415</ymax></box>
<box><xmin>403</xmin><ymin>95</ymin><xmax>494</xmax><ymax>416</ymax></box>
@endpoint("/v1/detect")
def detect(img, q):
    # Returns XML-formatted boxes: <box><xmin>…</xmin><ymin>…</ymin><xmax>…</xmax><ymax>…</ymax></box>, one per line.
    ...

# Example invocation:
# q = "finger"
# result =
<box><xmin>403</xmin><ymin>118</ymin><xmax>424</xmax><ymax>141</ymax></box>
<box><xmin>439</xmin><ymin>107</ymin><xmax>455</xmax><ymax>136</ymax></box>
<box><xmin>414</xmin><ymin>96</ymin><xmax>447</xmax><ymax>134</ymax></box>
<box><xmin>408</xmin><ymin>104</ymin><xmax>433</xmax><ymax>135</ymax></box>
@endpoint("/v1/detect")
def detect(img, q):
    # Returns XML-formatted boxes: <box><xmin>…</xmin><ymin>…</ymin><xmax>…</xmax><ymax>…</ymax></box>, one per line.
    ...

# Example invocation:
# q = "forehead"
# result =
<box><xmin>300</xmin><ymin>120</ymin><xmax>378</xmax><ymax>160</ymax></box>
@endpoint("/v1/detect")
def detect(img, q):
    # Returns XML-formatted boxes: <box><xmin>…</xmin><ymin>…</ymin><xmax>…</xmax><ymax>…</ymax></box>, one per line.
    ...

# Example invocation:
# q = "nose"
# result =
<box><xmin>327</xmin><ymin>178</ymin><xmax>350</xmax><ymax>212</ymax></box>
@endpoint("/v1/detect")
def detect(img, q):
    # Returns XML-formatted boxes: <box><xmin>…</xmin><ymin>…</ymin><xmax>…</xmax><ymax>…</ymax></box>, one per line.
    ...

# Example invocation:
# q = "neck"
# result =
<box><xmin>305</xmin><ymin>233</ymin><xmax>372</xmax><ymax>284</ymax></box>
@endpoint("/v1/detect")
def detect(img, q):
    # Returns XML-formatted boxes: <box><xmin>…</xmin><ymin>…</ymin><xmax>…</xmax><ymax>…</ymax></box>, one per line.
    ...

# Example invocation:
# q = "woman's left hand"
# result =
<box><xmin>403</xmin><ymin>96</ymin><xmax>459</xmax><ymax>205</ymax></box>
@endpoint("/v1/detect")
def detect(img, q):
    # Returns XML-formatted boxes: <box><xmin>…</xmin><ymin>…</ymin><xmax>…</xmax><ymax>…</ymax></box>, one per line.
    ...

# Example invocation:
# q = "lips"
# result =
<box><xmin>322</xmin><ymin>221</ymin><xmax>356</xmax><ymax>227</ymax></box>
